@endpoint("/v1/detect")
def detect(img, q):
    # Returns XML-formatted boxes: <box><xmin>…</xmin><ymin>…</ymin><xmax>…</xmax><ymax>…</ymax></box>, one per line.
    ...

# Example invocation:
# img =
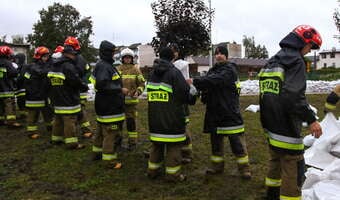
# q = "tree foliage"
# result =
<box><xmin>151</xmin><ymin>0</ymin><xmax>212</xmax><ymax>57</ymax></box>
<box><xmin>27</xmin><ymin>3</ymin><xmax>97</xmax><ymax>62</ymax></box>
<box><xmin>334</xmin><ymin>1</ymin><xmax>340</xmax><ymax>41</ymax></box>
<box><xmin>242</xmin><ymin>35</ymin><xmax>268</xmax><ymax>59</ymax></box>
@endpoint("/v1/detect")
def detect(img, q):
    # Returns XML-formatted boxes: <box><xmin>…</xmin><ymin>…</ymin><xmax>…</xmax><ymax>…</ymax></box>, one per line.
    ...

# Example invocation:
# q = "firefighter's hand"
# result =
<box><xmin>122</xmin><ymin>88</ymin><xmax>129</xmax><ymax>95</ymax></box>
<box><xmin>309</xmin><ymin>121</ymin><xmax>322</xmax><ymax>138</ymax></box>
<box><xmin>186</xmin><ymin>78</ymin><xmax>193</xmax><ymax>85</ymax></box>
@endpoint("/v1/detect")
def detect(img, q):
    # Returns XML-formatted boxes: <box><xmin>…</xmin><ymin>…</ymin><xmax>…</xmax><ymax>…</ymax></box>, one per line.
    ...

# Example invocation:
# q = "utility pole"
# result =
<box><xmin>209</xmin><ymin>0</ymin><xmax>213</xmax><ymax>68</ymax></box>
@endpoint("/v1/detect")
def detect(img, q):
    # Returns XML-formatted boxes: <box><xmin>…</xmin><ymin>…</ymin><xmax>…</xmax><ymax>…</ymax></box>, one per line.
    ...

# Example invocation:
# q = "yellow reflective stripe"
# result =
<box><xmin>80</xmin><ymin>93</ymin><xmax>88</xmax><ymax>99</ymax></box>
<box><xmin>102</xmin><ymin>153</ymin><xmax>117</xmax><ymax>161</ymax></box>
<box><xmin>6</xmin><ymin>115</ymin><xmax>16</xmax><ymax>120</ymax></box>
<box><xmin>137</xmin><ymin>75</ymin><xmax>145</xmax><ymax>82</ymax></box>
<box><xmin>64</xmin><ymin>137</ymin><xmax>78</xmax><ymax>144</ymax></box>
<box><xmin>148</xmin><ymin>91</ymin><xmax>169</xmax><ymax>102</ymax></box>
<box><xmin>279</xmin><ymin>195</ymin><xmax>301</xmax><ymax>200</ymax></box>
<box><xmin>24</xmin><ymin>72</ymin><xmax>31</xmax><ymax>79</ymax></box>
<box><xmin>0</xmin><ymin>92</ymin><xmax>15</xmax><ymax>97</ymax></box>
<box><xmin>325</xmin><ymin>102</ymin><xmax>336</xmax><ymax>110</ymax></box>
<box><xmin>122</xmin><ymin>74</ymin><xmax>137</xmax><ymax>79</ymax></box>
<box><xmin>112</xmin><ymin>73</ymin><xmax>120</xmax><ymax>80</ymax></box>
<box><xmin>54</xmin><ymin>105</ymin><xmax>81</xmax><ymax>114</ymax></box>
<box><xmin>125</xmin><ymin>97</ymin><xmax>139</xmax><ymax>104</ymax></box>
<box><xmin>259</xmin><ymin>72</ymin><xmax>284</xmax><ymax>81</ymax></box>
<box><xmin>185</xmin><ymin>117</ymin><xmax>190</xmax><ymax>124</ymax></box>
<box><xmin>217</xmin><ymin>125</ymin><xmax>245</xmax><ymax>134</ymax></box>
<box><xmin>16</xmin><ymin>92</ymin><xmax>25</xmax><ymax>97</ymax></box>
<box><xmin>128</xmin><ymin>131</ymin><xmax>138</xmax><ymax>138</ymax></box>
<box><xmin>92</xmin><ymin>146</ymin><xmax>103</xmax><ymax>152</ymax></box>
<box><xmin>237</xmin><ymin>155</ymin><xmax>249</xmax><ymax>164</ymax></box>
<box><xmin>47</xmin><ymin>72</ymin><xmax>66</xmax><ymax>80</ymax></box>
<box><xmin>25</xmin><ymin>100</ymin><xmax>45</xmax><ymax>107</ymax></box>
<box><xmin>0</xmin><ymin>67</ymin><xmax>7</xmax><ymax>72</ymax></box>
<box><xmin>260</xmin><ymin>79</ymin><xmax>280</xmax><ymax>94</ymax></box>
<box><xmin>89</xmin><ymin>75</ymin><xmax>96</xmax><ymax>84</ymax></box>
<box><xmin>81</xmin><ymin>121</ymin><xmax>90</xmax><ymax>128</ymax></box>
<box><xmin>85</xmin><ymin>64</ymin><xmax>90</xmax><ymax>70</ymax></box>
<box><xmin>147</xmin><ymin>82</ymin><xmax>173</xmax><ymax>93</ymax></box>
<box><xmin>266</xmin><ymin>130</ymin><xmax>304</xmax><ymax>150</ymax></box>
<box><xmin>148</xmin><ymin>161</ymin><xmax>162</xmax><ymax>170</ymax></box>
<box><xmin>210</xmin><ymin>155</ymin><xmax>224</xmax><ymax>163</ymax></box>
<box><xmin>166</xmin><ymin>166</ymin><xmax>181</xmax><ymax>174</ymax></box>
<box><xmin>51</xmin><ymin>135</ymin><xmax>64</xmax><ymax>142</ymax></box>
<box><xmin>269</xmin><ymin>138</ymin><xmax>304</xmax><ymax>150</ymax></box>
<box><xmin>137</xmin><ymin>86</ymin><xmax>144</xmax><ymax>93</ymax></box>
<box><xmin>96</xmin><ymin>114</ymin><xmax>125</xmax><ymax>123</ymax></box>
<box><xmin>27</xmin><ymin>126</ymin><xmax>38</xmax><ymax>131</ymax></box>
<box><xmin>150</xmin><ymin>133</ymin><xmax>186</xmax><ymax>142</ymax></box>
<box><xmin>265</xmin><ymin>177</ymin><xmax>282</xmax><ymax>187</ymax></box>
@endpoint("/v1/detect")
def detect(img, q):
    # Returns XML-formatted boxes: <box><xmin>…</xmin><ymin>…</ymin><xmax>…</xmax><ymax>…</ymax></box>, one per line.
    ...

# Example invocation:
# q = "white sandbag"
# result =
<box><xmin>245</xmin><ymin>104</ymin><xmax>260</xmax><ymax>113</ymax></box>
<box><xmin>304</xmin><ymin>113</ymin><xmax>340</xmax><ymax>169</ymax></box>
<box><xmin>303</xmin><ymin>134</ymin><xmax>316</xmax><ymax>147</ymax></box>
<box><xmin>313</xmin><ymin>180</ymin><xmax>340</xmax><ymax>200</ymax></box>
<box><xmin>330</xmin><ymin>134</ymin><xmax>340</xmax><ymax>158</ymax></box>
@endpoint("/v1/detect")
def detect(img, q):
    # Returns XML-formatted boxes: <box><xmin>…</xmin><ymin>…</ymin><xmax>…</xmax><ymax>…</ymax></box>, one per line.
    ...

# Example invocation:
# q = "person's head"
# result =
<box><xmin>214</xmin><ymin>46</ymin><xmax>228</xmax><ymax>63</ymax></box>
<box><xmin>99</xmin><ymin>40</ymin><xmax>116</xmax><ymax>63</ymax></box>
<box><xmin>0</xmin><ymin>46</ymin><xmax>14</xmax><ymax>59</ymax></box>
<box><xmin>169</xmin><ymin>43</ymin><xmax>182</xmax><ymax>60</ymax></box>
<box><xmin>159</xmin><ymin>47</ymin><xmax>174</xmax><ymax>62</ymax></box>
<box><xmin>279</xmin><ymin>25</ymin><xmax>322</xmax><ymax>55</ymax></box>
<box><xmin>52</xmin><ymin>45</ymin><xmax>64</xmax><ymax>59</ymax></box>
<box><xmin>33</xmin><ymin>46</ymin><xmax>50</xmax><ymax>62</ymax></box>
<box><xmin>63</xmin><ymin>45</ymin><xmax>78</xmax><ymax>60</ymax></box>
<box><xmin>120</xmin><ymin>48</ymin><xmax>134</xmax><ymax>64</ymax></box>
<box><xmin>64</xmin><ymin>36</ymin><xmax>81</xmax><ymax>53</ymax></box>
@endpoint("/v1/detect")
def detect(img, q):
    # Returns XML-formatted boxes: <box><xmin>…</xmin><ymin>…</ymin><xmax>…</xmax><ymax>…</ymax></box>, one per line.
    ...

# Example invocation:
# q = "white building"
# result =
<box><xmin>317</xmin><ymin>48</ymin><xmax>340</xmax><ymax>69</ymax></box>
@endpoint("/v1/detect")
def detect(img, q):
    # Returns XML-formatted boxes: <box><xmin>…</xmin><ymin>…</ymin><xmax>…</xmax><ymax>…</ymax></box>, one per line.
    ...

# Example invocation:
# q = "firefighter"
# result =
<box><xmin>52</xmin><ymin>45</ymin><xmax>64</xmax><ymax>59</ymax></box>
<box><xmin>146</xmin><ymin>47</ymin><xmax>197</xmax><ymax>182</ymax></box>
<box><xmin>258</xmin><ymin>25</ymin><xmax>323</xmax><ymax>200</ymax></box>
<box><xmin>116</xmin><ymin>48</ymin><xmax>145</xmax><ymax>150</ymax></box>
<box><xmin>170</xmin><ymin>43</ymin><xmax>193</xmax><ymax>164</ymax></box>
<box><xmin>14</xmin><ymin>53</ymin><xmax>27</xmax><ymax>120</ymax></box>
<box><xmin>193</xmin><ymin>46</ymin><xmax>251</xmax><ymax>179</ymax></box>
<box><xmin>47</xmin><ymin>45</ymin><xmax>88</xmax><ymax>149</ymax></box>
<box><xmin>89</xmin><ymin>40</ymin><xmax>126</xmax><ymax>168</ymax></box>
<box><xmin>64</xmin><ymin>36</ymin><xmax>93</xmax><ymax>138</ymax></box>
<box><xmin>24</xmin><ymin>46</ymin><xmax>53</xmax><ymax>139</ymax></box>
<box><xmin>0</xmin><ymin>46</ymin><xmax>21</xmax><ymax>128</ymax></box>
<box><xmin>324</xmin><ymin>84</ymin><xmax>340</xmax><ymax>113</ymax></box>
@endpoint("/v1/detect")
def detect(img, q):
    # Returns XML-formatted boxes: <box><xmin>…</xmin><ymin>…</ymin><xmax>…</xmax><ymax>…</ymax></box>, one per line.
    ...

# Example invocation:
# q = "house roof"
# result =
<box><xmin>319</xmin><ymin>49</ymin><xmax>340</xmax><ymax>54</ymax></box>
<box><xmin>190</xmin><ymin>56</ymin><xmax>267</xmax><ymax>68</ymax></box>
<box><xmin>0</xmin><ymin>42</ymin><xmax>30</xmax><ymax>48</ymax></box>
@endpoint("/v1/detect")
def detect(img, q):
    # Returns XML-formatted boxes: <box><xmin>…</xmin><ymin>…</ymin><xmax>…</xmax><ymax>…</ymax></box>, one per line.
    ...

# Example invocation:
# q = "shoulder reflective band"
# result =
<box><xmin>210</xmin><ymin>155</ymin><xmax>224</xmax><ymax>163</ymax></box>
<box><xmin>24</xmin><ymin>72</ymin><xmax>31</xmax><ymax>79</ymax></box>
<box><xmin>148</xmin><ymin>91</ymin><xmax>169</xmax><ymax>102</ymax></box>
<box><xmin>165</xmin><ymin>166</ymin><xmax>181</xmax><ymax>174</ymax></box>
<box><xmin>96</xmin><ymin>113</ymin><xmax>125</xmax><ymax>123</ymax></box>
<box><xmin>260</xmin><ymin>79</ymin><xmax>280</xmax><ymax>94</ymax></box>
<box><xmin>47</xmin><ymin>72</ymin><xmax>66</xmax><ymax>80</ymax></box>
<box><xmin>102</xmin><ymin>153</ymin><xmax>117</xmax><ymax>161</ymax></box>
<box><xmin>325</xmin><ymin>102</ymin><xmax>336</xmax><ymax>110</ymax></box>
<box><xmin>279</xmin><ymin>195</ymin><xmax>301</xmax><ymax>200</ymax></box>
<box><xmin>122</xmin><ymin>74</ymin><xmax>137</xmax><ymax>79</ymax></box>
<box><xmin>266</xmin><ymin>131</ymin><xmax>304</xmax><ymax>150</ymax></box>
<box><xmin>112</xmin><ymin>73</ymin><xmax>120</xmax><ymax>80</ymax></box>
<box><xmin>89</xmin><ymin>75</ymin><xmax>96</xmax><ymax>85</ymax></box>
<box><xmin>148</xmin><ymin>161</ymin><xmax>163</xmax><ymax>170</ymax></box>
<box><xmin>146</xmin><ymin>82</ymin><xmax>173</xmax><ymax>93</ymax></box>
<box><xmin>265</xmin><ymin>177</ymin><xmax>282</xmax><ymax>187</ymax></box>
<box><xmin>25</xmin><ymin>100</ymin><xmax>46</xmax><ymax>107</ymax></box>
<box><xmin>258</xmin><ymin>67</ymin><xmax>284</xmax><ymax>81</ymax></box>
<box><xmin>0</xmin><ymin>91</ymin><xmax>15</xmax><ymax>98</ymax></box>
<box><xmin>150</xmin><ymin>133</ymin><xmax>186</xmax><ymax>142</ymax></box>
<box><xmin>217</xmin><ymin>125</ymin><xmax>245</xmax><ymax>135</ymax></box>
<box><xmin>54</xmin><ymin>105</ymin><xmax>81</xmax><ymax>114</ymax></box>
<box><xmin>0</xmin><ymin>67</ymin><xmax>7</xmax><ymax>72</ymax></box>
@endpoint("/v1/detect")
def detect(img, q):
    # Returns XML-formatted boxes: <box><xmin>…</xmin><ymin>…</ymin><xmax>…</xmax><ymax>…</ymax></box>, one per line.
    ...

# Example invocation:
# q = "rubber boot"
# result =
<box><xmin>266</xmin><ymin>187</ymin><xmax>280</xmax><ymax>200</ymax></box>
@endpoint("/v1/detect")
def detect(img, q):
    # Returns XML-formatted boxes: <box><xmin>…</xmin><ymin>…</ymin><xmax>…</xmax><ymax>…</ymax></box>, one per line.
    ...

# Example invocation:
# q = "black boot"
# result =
<box><xmin>266</xmin><ymin>187</ymin><xmax>280</xmax><ymax>200</ymax></box>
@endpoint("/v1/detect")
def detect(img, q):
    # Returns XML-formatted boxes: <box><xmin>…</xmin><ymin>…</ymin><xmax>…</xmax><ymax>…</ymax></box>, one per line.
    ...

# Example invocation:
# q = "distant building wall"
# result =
<box><xmin>138</xmin><ymin>44</ymin><xmax>157</xmax><ymax>68</ymax></box>
<box><xmin>317</xmin><ymin>50</ymin><xmax>340</xmax><ymax>69</ymax></box>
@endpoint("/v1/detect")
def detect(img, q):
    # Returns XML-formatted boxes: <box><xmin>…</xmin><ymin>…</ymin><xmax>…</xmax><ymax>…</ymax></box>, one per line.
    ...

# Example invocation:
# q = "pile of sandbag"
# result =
<box><xmin>302</xmin><ymin>113</ymin><xmax>340</xmax><ymax>199</ymax></box>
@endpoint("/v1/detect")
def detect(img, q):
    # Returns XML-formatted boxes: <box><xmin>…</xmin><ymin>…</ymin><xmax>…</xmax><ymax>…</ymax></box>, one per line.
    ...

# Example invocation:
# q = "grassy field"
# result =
<box><xmin>0</xmin><ymin>94</ymin><xmax>338</xmax><ymax>200</ymax></box>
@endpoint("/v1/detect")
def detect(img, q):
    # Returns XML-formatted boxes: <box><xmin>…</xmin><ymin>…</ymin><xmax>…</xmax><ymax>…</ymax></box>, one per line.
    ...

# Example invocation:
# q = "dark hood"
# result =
<box><xmin>99</xmin><ymin>40</ymin><xmax>115</xmax><ymax>64</ymax></box>
<box><xmin>14</xmin><ymin>53</ymin><xmax>26</xmax><ymax>65</ymax></box>
<box><xmin>271</xmin><ymin>48</ymin><xmax>302</xmax><ymax>68</ymax></box>
<box><xmin>279</xmin><ymin>32</ymin><xmax>306</xmax><ymax>50</ymax></box>
<box><xmin>152</xmin><ymin>58</ymin><xmax>173</xmax><ymax>76</ymax></box>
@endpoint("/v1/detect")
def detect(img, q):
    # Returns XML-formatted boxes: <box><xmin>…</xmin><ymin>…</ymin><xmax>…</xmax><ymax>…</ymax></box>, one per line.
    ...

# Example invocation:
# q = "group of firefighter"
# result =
<box><xmin>1</xmin><ymin>24</ymin><xmax>339</xmax><ymax>200</ymax></box>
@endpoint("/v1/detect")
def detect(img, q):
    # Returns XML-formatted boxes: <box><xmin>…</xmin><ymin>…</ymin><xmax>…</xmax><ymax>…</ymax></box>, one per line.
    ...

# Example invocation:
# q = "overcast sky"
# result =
<box><xmin>0</xmin><ymin>0</ymin><xmax>339</xmax><ymax>57</ymax></box>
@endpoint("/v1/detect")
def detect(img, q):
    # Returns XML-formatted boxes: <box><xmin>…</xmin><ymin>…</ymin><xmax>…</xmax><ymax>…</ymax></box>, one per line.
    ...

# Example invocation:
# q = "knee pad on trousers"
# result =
<box><xmin>228</xmin><ymin>135</ymin><xmax>245</xmax><ymax>155</ymax></box>
<box><xmin>126</xmin><ymin>118</ymin><xmax>136</xmax><ymax>131</ymax></box>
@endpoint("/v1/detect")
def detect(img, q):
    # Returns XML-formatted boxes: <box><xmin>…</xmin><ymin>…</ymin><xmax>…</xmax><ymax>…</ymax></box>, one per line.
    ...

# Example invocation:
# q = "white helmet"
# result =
<box><xmin>120</xmin><ymin>48</ymin><xmax>134</xmax><ymax>58</ymax></box>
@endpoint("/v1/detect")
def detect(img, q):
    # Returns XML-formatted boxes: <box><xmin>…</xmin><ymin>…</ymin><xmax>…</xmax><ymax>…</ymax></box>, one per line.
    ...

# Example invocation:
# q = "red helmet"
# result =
<box><xmin>54</xmin><ymin>45</ymin><xmax>64</xmax><ymax>53</ymax></box>
<box><xmin>33</xmin><ymin>46</ymin><xmax>50</xmax><ymax>59</ymax></box>
<box><xmin>293</xmin><ymin>25</ymin><xmax>322</xmax><ymax>49</ymax></box>
<box><xmin>64</xmin><ymin>36</ymin><xmax>81</xmax><ymax>50</ymax></box>
<box><xmin>0</xmin><ymin>46</ymin><xmax>14</xmax><ymax>57</ymax></box>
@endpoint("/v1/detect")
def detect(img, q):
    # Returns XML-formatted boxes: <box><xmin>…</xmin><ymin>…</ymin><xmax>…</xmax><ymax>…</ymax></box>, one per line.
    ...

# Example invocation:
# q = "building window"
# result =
<box><xmin>324</xmin><ymin>63</ymin><xmax>327</xmax><ymax>68</ymax></box>
<box><xmin>330</xmin><ymin>52</ymin><xmax>335</xmax><ymax>58</ymax></box>
<box><xmin>321</xmin><ymin>54</ymin><xmax>326</xmax><ymax>59</ymax></box>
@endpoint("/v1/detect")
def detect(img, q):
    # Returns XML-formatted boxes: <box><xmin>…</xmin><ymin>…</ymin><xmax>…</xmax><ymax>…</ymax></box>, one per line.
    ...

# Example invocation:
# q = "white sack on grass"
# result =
<box><xmin>304</xmin><ymin>113</ymin><xmax>340</xmax><ymax>169</ymax></box>
<box><xmin>303</xmin><ymin>134</ymin><xmax>316</xmax><ymax>147</ymax></box>
<box><xmin>245</xmin><ymin>105</ymin><xmax>260</xmax><ymax>113</ymax></box>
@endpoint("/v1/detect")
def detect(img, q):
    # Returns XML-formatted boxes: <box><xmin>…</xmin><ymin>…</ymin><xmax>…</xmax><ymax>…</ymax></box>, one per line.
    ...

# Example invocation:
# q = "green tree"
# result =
<box><xmin>151</xmin><ymin>0</ymin><xmax>212</xmax><ymax>57</ymax></box>
<box><xmin>242</xmin><ymin>35</ymin><xmax>268</xmax><ymax>59</ymax></box>
<box><xmin>334</xmin><ymin>0</ymin><xmax>340</xmax><ymax>41</ymax></box>
<box><xmin>27</xmin><ymin>2</ymin><xmax>97</xmax><ymax>62</ymax></box>
<box><xmin>12</xmin><ymin>35</ymin><xmax>25</xmax><ymax>44</ymax></box>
